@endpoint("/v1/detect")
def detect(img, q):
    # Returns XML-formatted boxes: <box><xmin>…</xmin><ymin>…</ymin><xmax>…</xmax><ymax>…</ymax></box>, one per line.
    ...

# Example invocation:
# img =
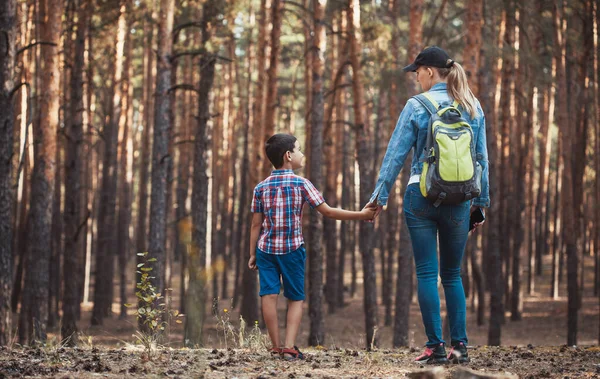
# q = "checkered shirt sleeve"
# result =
<box><xmin>302</xmin><ymin>178</ymin><xmax>325</xmax><ymax>209</ymax></box>
<box><xmin>251</xmin><ymin>187</ymin><xmax>263</xmax><ymax>213</ymax></box>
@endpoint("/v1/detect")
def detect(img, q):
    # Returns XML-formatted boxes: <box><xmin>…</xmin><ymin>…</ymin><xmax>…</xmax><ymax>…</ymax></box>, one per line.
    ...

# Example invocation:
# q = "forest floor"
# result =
<box><xmin>1</xmin><ymin>344</ymin><xmax>600</xmax><ymax>378</ymax></box>
<box><xmin>2</xmin><ymin>255</ymin><xmax>599</xmax><ymax>378</ymax></box>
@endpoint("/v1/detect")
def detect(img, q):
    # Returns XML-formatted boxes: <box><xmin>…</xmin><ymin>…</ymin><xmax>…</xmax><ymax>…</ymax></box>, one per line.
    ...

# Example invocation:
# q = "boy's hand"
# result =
<box><xmin>365</xmin><ymin>202</ymin><xmax>383</xmax><ymax>222</ymax></box>
<box><xmin>248</xmin><ymin>255</ymin><xmax>257</xmax><ymax>271</ymax></box>
<box><xmin>361</xmin><ymin>204</ymin><xmax>377</xmax><ymax>220</ymax></box>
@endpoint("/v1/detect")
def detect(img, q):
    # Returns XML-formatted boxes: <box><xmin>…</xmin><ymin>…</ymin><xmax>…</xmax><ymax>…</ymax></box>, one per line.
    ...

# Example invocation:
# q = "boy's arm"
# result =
<box><xmin>248</xmin><ymin>213</ymin><xmax>264</xmax><ymax>270</ymax></box>
<box><xmin>316</xmin><ymin>202</ymin><xmax>375</xmax><ymax>221</ymax></box>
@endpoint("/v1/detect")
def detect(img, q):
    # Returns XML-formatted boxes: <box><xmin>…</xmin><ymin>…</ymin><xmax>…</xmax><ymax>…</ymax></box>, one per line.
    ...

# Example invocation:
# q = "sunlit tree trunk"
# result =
<box><xmin>91</xmin><ymin>1</ymin><xmax>127</xmax><ymax>325</ymax></box>
<box><xmin>19</xmin><ymin>0</ymin><xmax>62</xmax><ymax>343</ymax></box>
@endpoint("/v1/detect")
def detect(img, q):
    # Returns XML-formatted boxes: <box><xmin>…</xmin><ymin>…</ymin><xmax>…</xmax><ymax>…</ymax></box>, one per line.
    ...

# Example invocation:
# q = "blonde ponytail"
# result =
<box><xmin>437</xmin><ymin>61</ymin><xmax>478</xmax><ymax>119</ymax></box>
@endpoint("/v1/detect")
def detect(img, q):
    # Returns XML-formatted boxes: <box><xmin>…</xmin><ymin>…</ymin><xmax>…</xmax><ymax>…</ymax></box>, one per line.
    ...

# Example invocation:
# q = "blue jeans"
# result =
<box><xmin>403</xmin><ymin>184</ymin><xmax>469</xmax><ymax>347</ymax></box>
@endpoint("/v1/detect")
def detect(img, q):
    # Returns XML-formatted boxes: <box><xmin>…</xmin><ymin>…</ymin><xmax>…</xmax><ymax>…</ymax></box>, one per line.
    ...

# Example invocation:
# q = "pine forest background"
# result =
<box><xmin>0</xmin><ymin>0</ymin><xmax>599</xmax><ymax>350</ymax></box>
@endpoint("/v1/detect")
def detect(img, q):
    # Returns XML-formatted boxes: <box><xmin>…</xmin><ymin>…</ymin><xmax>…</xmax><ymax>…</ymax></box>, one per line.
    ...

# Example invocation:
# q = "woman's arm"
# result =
<box><xmin>473</xmin><ymin>112</ymin><xmax>490</xmax><ymax>208</ymax></box>
<box><xmin>368</xmin><ymin>99</ymin><xmax>418</xmax><ymax>208</ymax></box>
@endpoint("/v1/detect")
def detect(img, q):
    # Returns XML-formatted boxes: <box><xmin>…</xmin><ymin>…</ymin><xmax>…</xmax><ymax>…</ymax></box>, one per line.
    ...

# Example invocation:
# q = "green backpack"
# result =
<box><xmin>412</xmin><ymin>92</ymin><xmax>482</xmax><ymax>207</ymax></box>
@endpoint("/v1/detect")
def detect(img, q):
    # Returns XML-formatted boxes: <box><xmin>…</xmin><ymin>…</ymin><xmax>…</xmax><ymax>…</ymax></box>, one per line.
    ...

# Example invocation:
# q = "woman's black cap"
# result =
<box><xmin>403</xmin><ymin>46</ymin><xmax>454</xmax><ymax>72</ymax></box>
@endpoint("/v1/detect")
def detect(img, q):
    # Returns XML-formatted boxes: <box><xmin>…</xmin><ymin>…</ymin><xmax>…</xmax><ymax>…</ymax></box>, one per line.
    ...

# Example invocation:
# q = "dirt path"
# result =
<box><xmin>1</xmin><ymin>345</ymin><xmax>599</xmax><ymax>378</ymax></box>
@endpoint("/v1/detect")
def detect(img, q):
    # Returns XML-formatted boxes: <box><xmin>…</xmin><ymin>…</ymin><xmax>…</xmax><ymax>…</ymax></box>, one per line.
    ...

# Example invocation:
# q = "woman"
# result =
<box><xmin>368</xmin><ymin>46</ymin><xmax>489</xmax><ymax>364</ymax></box>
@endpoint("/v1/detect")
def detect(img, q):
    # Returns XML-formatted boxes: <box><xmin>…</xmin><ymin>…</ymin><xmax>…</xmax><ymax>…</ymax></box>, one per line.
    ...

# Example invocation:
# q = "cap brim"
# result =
<box><xmin>402</xmin><ymin>63</ymin><xmax>418</xmax><ymax>72</ymax></box>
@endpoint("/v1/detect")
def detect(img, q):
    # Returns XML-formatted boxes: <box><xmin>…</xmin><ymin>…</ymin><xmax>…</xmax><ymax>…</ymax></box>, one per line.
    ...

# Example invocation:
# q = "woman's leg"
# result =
<box><xmin>438</xmin><ymin>201</ymin><xmax>470</xmax><ymax>346</ymax></box>
<box><xmin>403</xmin><ymin>185</ymin><xmax>443</xmax><ymax>347</ymax></box>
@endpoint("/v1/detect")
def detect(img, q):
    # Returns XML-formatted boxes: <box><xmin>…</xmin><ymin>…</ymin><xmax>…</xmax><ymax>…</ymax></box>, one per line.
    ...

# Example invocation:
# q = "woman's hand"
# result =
<box><xmin>469</xmin><ymin>206</ymin><xmax>485</xmax><ymax>233</ymax></box>
<box><xmin>365</xmin><ymin>202</ymin><xmax>384</xmax><ymax>222</ymax></box>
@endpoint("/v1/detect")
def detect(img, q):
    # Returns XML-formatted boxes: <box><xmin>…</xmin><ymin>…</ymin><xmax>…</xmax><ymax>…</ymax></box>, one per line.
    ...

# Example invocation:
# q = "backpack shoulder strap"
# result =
<box><xmin>412</xmin><ymin>93</ymin><xmax>439</xmax><ymax>115</ymax></box>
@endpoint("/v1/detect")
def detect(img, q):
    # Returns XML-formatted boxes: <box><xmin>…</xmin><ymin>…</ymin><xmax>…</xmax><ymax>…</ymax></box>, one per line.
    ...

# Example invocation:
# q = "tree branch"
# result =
<box><xmin>16</xmin><ymin>41</ymin><xmax>58</xmax><ymax>56</ymax></box>
<box><xmin>423</xmin><ymin>0</ymin><xmax>449</xmax><ymax>47</ymax></box>
<box><xmin>168</xmin><ymin>84</ymin><xmax>199</xmax><ymax>94</ymax></box>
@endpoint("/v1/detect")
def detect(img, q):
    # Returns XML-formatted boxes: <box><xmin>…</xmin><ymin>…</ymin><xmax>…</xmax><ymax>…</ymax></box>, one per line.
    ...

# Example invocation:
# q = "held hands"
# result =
<box><xmin>360</xmin><ymin>204</ymin><xmax>377</xmax><ymax>221</ymax></box>
<box><xmin>364</xmin><ymin>202</ymin><xmax>384</xmax><ymax>222</ymax></box>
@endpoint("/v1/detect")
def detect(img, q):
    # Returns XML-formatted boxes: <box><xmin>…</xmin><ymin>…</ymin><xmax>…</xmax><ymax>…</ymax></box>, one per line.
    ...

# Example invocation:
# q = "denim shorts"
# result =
<box><xmin>256</xmin><ymin>245</ymin><xmax>306</xmax><ymax>301</ymax></box>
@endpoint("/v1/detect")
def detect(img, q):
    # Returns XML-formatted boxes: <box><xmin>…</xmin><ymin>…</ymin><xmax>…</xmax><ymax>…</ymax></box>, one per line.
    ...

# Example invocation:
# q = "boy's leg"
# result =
<box><xmin>278</xmin><ymin>245</ymin><xmax>306</xmax><ymax>352</ymax></box>
<box><xmin>262</xmin><ymin>294</ymin><xmax>280</xmax><ymax>349</ymax></box>
<box><xmin>284</xmin><ymin>300</ymin><xmax>303</xmax><ymax>348</ymax></box>
<box><xmin>256</xmin><ymin>249</ymin><xmax>283</xmax><ymax>349</ymax></box>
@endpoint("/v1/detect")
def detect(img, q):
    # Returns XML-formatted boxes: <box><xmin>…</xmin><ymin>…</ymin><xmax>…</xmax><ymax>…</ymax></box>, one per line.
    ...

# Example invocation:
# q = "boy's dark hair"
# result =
<box><xmin>265</xmin><ymin>134</ymin><xmax>297</xmax><ymax>169</ymax></box>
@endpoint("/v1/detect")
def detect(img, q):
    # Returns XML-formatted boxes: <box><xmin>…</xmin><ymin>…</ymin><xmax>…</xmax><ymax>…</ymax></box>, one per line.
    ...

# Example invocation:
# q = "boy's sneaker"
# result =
<box><xmin>415</xmin><ymin>343</ymin><xmax>449</xmax><ymax>364</ymax></box>
<box><xmin>447</xmin><ymin>342</ymin><xmax>469</xmax><ymax>363</ymax></box>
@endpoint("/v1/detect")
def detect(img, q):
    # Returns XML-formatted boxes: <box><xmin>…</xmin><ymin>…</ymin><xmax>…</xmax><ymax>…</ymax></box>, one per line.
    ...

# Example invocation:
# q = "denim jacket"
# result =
<box><xmin>369</xmin><ymin>82</ymin><xmax>490</xmax><ymax>208</ymax></box>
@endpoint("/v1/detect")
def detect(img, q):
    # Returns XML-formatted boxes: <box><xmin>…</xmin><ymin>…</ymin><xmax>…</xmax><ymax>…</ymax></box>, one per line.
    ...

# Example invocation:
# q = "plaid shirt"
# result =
<box><xmin>251</xmin><ymin>169</ymin><xmax>325</xmax><ymax>254</ymax></box>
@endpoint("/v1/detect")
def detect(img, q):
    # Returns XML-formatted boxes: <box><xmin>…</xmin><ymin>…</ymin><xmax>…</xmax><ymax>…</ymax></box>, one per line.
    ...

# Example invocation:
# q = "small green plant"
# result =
<box><xmin>125</xmin><ymin>252</ymin><xmax>184</xmax><ymax>358</ymax></box>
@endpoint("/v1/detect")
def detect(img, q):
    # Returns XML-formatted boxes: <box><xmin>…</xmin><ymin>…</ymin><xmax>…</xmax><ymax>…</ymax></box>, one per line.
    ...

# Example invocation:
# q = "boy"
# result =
<box><xmin>248</xmin><ymin>133</ymin><xmax>375</xmax><ymax>360</ymax></box>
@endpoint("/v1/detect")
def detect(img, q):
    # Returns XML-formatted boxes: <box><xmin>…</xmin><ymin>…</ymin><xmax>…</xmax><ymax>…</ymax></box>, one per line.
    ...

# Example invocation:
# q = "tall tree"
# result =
<box><xmin>91</xmin><ymin>1</ymin><xmax>128</xmax><ymax>325</ymax></box>
<box><xmin>261</xmin><ymin>0</ymin><xmax>281</xmax><ymax>178</ymax></box>
<box><xmin>148</xmin><ymin>0</ymin><xmax>175</xmax><ymax>303</ymax></box>
<box><xmin>19</xmin><ymin>0</ymin><xmax>62</xmax><ymax>343</ymax></box>
<box><xmin>554</xmin><ymin>0</ymin><xmax>578</xmax><ymax>345</ymax></box>
<box><xmin>0</xmin><ymin>0</ymin><xmax>16</xmax><ymax>347</ymax></box>
<box><xmin>62</xmin><ymin>0</ymin><xmax>89</xmax><ymax>345</ymax></box>
<box><xmin>348</xmin><ymin>0</ymin><xmax>378</xmax><ymax>349</ymax></box>
<box><xmin>186</xmin><ymin>0</ymin><xmax>222</xmax><ymax>346</ymax></box>
<box><xmin>307</xmin><ymin>0</ymin><xmax>327</xmax><ymax>346</ymax></box>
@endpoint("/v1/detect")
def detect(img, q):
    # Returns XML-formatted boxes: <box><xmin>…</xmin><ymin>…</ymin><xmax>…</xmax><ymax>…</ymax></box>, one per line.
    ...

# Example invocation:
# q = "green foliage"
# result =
<box><xmin>124</xmin><ymin>252</ymin><xmax>184</xmax><ymax>358</ymax></box>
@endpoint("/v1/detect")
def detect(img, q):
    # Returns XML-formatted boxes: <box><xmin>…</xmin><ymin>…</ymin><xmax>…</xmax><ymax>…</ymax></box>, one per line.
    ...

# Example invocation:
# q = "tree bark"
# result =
<box><xmin>348</xmin><ymin>0</ymin><xmax>378</xmax><ymax>349</ymax></box>
<box><xmin>481</xmin><ymin>0</ymin><xmax>504</xmax><ymax>345</ymax></box>
<box><xmin>148</xmin><ymin>0</ymin><xmax>175</xmax><ymax>304</ymax></box>
<box><xmin>19</xmin><ymin>0</ymin><xmax>62</xmax><ymax>343</ymax></box>
<box><xmin>0</xmin><ymin>0</ymin><xmax>16</xmax><ymax>347</ymax></box>
<box><xmin>261</xmin><ymin>0</ymin><xmax>282</xmax><ymax>178</ymax></box>
<box><xmin>307</xmin><ymin>0</ymin><xmax>327</xmax><ymax>346</ymax></box>
<box><xmin>554</xmin><ymin>0</ymin><xmax>578</xmax><ymax>346</ymax></box>
<box><xmin>186</xmin><ymin>0</ymin><xmax>222</xmax><ymax>346</ymax></box>
<box><xmin>62</xmin><ymin>0</ymin><xmax>88</xmax><ymax>345</ymax></box>
<box><xmin>91</xmin><ymin>1</ymin><xmax>127</xmax><ymax>325</ymax></box>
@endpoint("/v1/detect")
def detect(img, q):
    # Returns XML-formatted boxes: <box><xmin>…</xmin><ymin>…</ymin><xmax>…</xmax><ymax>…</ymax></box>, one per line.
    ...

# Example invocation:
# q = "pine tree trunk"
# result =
<box><xmin>48</xmin><ymin>116</ymin><xmax>62</xmax><ymax>329</ymax></box>
<box><xmin>19</xmin><ymin>0</ymin><xmax>62</xmax><ymax>343</ymax></box>
<box><xmin>323</xmin><ymin>13</ymin><xmax>339</xmax><ymax>314</ymax></box>
<box><xmin>481</xmin><ymin>0</ymin><xmax>504</xmax><ymax>345</ymax></box>
<box><xmin>91</xmin><ymin>2</ymin><xmax>127</xmax><ymax>325</ymax></box>
<box><xmin>261</xmin><ymin>0</ymin><xmax>281</xmax><ymax>178</ymax></box>
<box><xmin>186</xmin><ymin>0</ymin><xmax>222</xmax><ymax>346</ymax></box>
<box><xmin>307</xmin><ymin>0</ymin><xmax>327</xmax><ymax>346</ymax></box>
<box><xmin>233</xmin><ymin>4</ymin><xmax>254</xmax><ymax>310</ymax></box>
<box><xmin>148</xmin><ymin>0</ymin><xmax>175</xmax><ymax>302</ymax></box>
<box><xmin>554</xmin><ymin>0</ymin><xmax>578</xmax><ymax>345</ymax></box>
<box><xmin>348</xmin><ymin>0</ymin><xmax>378</xmax><ymax>349</ymax></box>
<box><xmin>176</xmin><ymin>32</ymin><xmax>193</xmax><ymax>313</ymax></box>
<box><xmin>0</xmin><ymin>0</ymin><xmax>16</xmax><ymax>347</ymax></box>
<box><xmin>463</xmin><ymin>0</ymin><xmax>482</xmax><ymax>95</ymax></box>
<box><xmin>135</xmin><ymin>6</ymin><xmax>155</xmax><ymax>326</ymax></box>
<box><xmin>117</xmin><ymin>15</ymin><xmax>133</xmax><ymax>320</ymax></box>
<box><xmin>61</xmin><ymin>0</ymin><xmax>88</xmax><ymax>345</ymax></box>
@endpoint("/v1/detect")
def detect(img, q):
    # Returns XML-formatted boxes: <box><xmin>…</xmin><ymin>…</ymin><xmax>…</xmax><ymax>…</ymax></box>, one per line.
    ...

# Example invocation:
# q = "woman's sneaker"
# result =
<box><xmin>447</xmin><ymin>342</ymin><xmax>469</xmax><ymax>363</ymax></box>
<box><xmin>415</xmin><ymin>343</ymin><xmax>449</xmax><ymax>364</ymax></box>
